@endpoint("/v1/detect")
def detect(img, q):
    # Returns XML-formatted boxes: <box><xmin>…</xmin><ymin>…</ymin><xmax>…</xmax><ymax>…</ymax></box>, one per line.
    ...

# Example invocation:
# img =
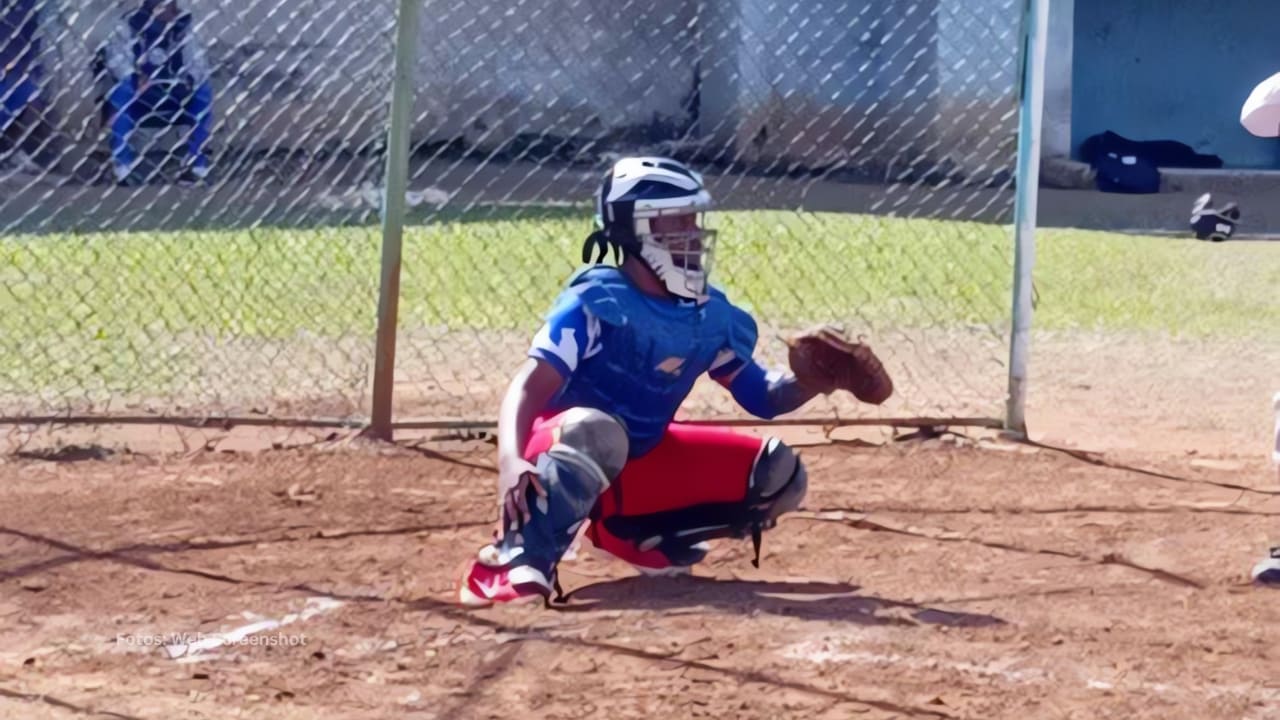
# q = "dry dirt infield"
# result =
<box><xmin>2</xmin><ymin>425</ymin><xmax>1279</xmax><ymax>720</ymax></box>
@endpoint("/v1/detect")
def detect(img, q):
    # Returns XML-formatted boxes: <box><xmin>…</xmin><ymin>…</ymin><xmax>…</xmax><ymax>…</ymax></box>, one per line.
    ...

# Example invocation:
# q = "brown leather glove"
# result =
<box><xmin>786</xmin><ymin>326</ymin><xmax>894</xmax><ymax>405</ymax></box>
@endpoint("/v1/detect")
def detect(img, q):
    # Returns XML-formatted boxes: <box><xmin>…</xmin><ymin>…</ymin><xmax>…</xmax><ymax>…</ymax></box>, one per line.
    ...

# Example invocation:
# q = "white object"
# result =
<box><xmin>1241</xmin><ymin>72</ymin><xmax>1280</xmax><ymax>138</ymax></box>
<box><xmin>161</xmin><ymin>597</ymin><xmax>342</xmax><ymax>660</ymax></box>
<box><xmin>1252</xmin><ymin>547</ymin><xmax>1280</xmax><ymax>586</ymax></box>
<box><xmin>1272</xmin><ymin>391</ymin><xmax>1280</xmax><ymax>466</ymax></box>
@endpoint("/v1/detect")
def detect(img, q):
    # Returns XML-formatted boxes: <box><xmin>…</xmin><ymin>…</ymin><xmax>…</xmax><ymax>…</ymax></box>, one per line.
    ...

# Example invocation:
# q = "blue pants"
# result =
<box><xmin>0</xmin><ymin>74</ymin><xmax>40</xmax><ymax>131</ymax></box>
<box><xmin>108</xmin><ymin>77</ymin><xmax>212</xmax><ymax>169</ymax></box>
<box><xmin>0</xmin><ymin>72</ymin><xmax>61</xmax><ymax>168</ymax></box>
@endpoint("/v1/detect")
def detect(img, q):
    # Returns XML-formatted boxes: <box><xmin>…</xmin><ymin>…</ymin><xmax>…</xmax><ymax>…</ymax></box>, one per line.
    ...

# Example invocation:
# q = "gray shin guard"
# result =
<box><xmin>498</xmin><ymin>408</ymin><xmax>627</xmax><ymax>578</ymax></box>
<box><xmin>500</xmin><ymin>445</ymin><xmax>610</xmax><ymax>575</ymax></box>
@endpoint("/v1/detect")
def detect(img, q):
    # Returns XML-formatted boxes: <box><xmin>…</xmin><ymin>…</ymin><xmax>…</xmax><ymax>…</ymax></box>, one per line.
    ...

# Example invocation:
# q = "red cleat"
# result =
<box><xmin>456</xmin><ymin>544</ymin><xmax>554</xmax><ymax>608</ymax></box>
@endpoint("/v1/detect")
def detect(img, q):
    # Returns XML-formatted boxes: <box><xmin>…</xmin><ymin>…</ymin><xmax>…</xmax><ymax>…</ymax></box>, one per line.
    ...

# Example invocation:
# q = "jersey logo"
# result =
<box><xmin>655</xmin><ymin>357</ymin><xmax>686</xmax><ymax>375</ymax></box>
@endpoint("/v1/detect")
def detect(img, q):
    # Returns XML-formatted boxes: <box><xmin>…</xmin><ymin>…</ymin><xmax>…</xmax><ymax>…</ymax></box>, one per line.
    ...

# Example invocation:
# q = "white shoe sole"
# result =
<box><xmin>1252</xmin><ymin>557</ymin><xmax>1280</xmax><ymax>586</ymax></box>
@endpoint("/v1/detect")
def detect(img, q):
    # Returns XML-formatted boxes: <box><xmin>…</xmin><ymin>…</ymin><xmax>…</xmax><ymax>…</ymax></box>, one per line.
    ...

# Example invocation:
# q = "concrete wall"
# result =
<box><xmin>27</xmin><ymin>0</ymin><xmax>1023</xmax><ymax>180</ymax></box>
<box><xmin>696</xmin><ymin>0</ymin><xmax>1022</xmax><ymax>181</ymax></box>
<box><xmin>933</xmin><ymin>0</ymin><xmax>1020</xmax><ymax>181</ymax></box>
<box><xmin>699</xmin><ymin>0</ymin><xmax>943</xmax><ymax>172</ymax></box>
<box><xmin>1073</xmin><ymin>0</ymin><xmax>1280</xmax><ymax>169</ymax></box>
<box><xmin>1043</xmin><ymin>0</ymin><xmax>1074</xmax><ymax>158</ymax></box>
<box><xmin>35</xmin><ymin>0</ymin><xmax>700</xmax><ymax>157</ymax></box>
<box><xmin>410</xmin><ymin>0</ymin><xmax>700</xmax><ymax>149</ymax></box>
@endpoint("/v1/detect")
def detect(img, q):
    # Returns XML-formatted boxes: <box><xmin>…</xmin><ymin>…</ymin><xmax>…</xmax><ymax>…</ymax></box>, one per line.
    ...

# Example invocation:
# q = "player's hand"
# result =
<box><xmin>498</xmin><ymin>454</ymin><xmax>545</xmax><ymax>532</ymax></box>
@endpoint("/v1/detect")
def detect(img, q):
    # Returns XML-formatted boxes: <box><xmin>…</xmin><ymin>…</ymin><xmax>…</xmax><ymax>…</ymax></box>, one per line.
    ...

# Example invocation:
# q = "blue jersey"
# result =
<box><xmin>529</xmin><ymin>267</ymin><xmax>758</xmax><ymax>457</ymax></box>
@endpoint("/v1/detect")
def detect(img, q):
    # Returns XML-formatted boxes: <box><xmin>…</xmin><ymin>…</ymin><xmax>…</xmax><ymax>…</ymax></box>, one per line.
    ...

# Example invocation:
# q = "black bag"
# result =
<box><xmin>1081</xmin><ymin>130</ymin><xmax>1223</xmax><ymax>169</ymax></box>
<box><xmin>1082</xmin><ymin>130</ymin><xmax>1224</xmax><ymax>195</ymax></box>
<box><xmin>1094</xmin><ymin>152</ymin><xmax>1161</xmax><ymax>194</ymax></box>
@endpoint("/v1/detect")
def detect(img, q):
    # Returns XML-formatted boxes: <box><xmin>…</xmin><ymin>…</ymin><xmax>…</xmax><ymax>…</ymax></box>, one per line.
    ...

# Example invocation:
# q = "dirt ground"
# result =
<box><xmin>2</xmin><ymin>315</ymin><xmax>1278</xmax><ymax>720</ymax></box>
<box><xmin>2</xmin><ymin>412</ymin><xmax>1279</xmax><ymax>720</ymax></box>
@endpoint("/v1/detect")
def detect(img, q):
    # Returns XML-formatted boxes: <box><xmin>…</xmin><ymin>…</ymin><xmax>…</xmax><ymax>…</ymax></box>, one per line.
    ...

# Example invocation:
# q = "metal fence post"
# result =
<box><xmin>1006</xmin><ymin>0</ymin><xmax>1050</xmax><ymax>437</ymax></box>
<box><xmin>367</xmin><ymin>0</ymin><xmax>422</xmax><ymax>440</ymax></box>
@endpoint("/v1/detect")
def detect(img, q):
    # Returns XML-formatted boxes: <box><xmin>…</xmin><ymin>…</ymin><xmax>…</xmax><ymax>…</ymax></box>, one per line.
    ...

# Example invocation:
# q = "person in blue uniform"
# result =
<box><xmin>104</xmin><ymin>0</ymin><xmax>213</xmax><ymax>184</ymax></box>
<box><xmin>457</xmin><ymin>157</ymin><xmax>878</xmax><ymax>607</ymax></box>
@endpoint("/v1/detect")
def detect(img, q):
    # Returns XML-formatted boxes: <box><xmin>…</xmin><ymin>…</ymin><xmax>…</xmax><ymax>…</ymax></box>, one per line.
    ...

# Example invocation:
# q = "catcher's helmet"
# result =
<box><xmin>1190</xmin><ymin>193</ymin><xmax>1240</xmax><ymax>242</ymax></box>
<box><xmin>582</xmin><ymin>157</ymin><xmax>715</xmax><ymax>301</ymax></box>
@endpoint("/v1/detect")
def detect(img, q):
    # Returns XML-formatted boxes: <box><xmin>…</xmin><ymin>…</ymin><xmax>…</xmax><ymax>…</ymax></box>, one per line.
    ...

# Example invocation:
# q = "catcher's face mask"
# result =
<box><xmin>647</xmin><ymin>212</ymin><xmax>714</xmax><ymax>270</ymax></box>
<box><xmin>635</xmin><ymin>209</ymin><xmax>718</xmax><ymax>301</ymax></box>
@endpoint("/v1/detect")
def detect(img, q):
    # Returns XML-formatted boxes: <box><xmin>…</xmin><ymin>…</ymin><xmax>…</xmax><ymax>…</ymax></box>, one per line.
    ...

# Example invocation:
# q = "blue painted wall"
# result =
<box><xmin>1073</xmin><ymin>0</ymin><xmax>1280</xmax><ymax>169</ymax></box>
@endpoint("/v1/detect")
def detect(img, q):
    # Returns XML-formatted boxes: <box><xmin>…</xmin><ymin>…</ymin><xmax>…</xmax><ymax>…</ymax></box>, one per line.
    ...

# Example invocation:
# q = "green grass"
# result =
<box><xmin>1033</xmin><ymin>227</ymin><xmax>1280</xmax><ymax>335</ymax></box>
<box><xmin>3</xmin><ymin>209</ymin><xmax>1279</xmax><ymax>400</ymax></box>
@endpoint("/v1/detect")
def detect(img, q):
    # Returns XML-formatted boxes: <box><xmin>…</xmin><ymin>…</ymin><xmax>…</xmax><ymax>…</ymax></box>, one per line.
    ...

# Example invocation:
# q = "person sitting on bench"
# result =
<box><xmin>104</xmin><ymin>0</ymin><xmax>213</xmax><ymax>184</ymax></box>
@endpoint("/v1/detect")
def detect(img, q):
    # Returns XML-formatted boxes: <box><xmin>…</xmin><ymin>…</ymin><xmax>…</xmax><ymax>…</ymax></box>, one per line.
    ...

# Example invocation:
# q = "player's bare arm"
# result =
<box><xmin>495</xmin><ymin>357</ymin><xmax>564</xmax><ymax>527</ymax></box>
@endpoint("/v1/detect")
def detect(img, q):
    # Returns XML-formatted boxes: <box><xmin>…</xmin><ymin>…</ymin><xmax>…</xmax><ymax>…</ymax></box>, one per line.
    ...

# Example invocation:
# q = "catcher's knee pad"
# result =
<box><xmin>555</xmin><ymin>407</ymin><xmax>629</xmax><ymax>481</ymax></box>
<box><xmin>749</xmin><ymin>437</ymin><xmax>808</xmax><ymax>523</ymax></box>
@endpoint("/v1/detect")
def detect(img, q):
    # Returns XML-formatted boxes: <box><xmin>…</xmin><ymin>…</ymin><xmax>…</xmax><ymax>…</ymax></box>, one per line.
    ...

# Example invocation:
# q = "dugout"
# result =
<box><xmin>1059</xmin><ymin>0</ymin><xmax>1280</xmax><ymax>170</ymax></box>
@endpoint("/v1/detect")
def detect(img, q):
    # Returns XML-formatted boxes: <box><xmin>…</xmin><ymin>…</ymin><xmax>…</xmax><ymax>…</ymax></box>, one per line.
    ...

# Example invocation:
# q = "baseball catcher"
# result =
<box><xmin>457</xmin><ymin>157</ymin><xmax>894</xmax><ymax>607</ymax></box>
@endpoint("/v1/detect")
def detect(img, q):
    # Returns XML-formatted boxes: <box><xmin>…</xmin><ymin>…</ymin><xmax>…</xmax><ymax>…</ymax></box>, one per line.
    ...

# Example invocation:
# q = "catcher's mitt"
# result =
<box><xmin>786</xmin><ymin>326</ymin><xmax>894</xmax><ymax>405</ymax></box>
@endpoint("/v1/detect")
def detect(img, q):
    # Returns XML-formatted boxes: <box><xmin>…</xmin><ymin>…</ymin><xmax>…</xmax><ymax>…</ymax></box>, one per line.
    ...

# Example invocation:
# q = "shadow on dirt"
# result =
<box><xmin>557</xmin><ymin>575</ymin><xmax>1005</xmax><ymax>628</ymax></box>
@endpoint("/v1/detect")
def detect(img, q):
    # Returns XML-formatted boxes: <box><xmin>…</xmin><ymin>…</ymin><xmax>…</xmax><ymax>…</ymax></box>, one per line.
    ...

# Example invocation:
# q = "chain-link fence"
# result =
<box><xmin>1</xmin><ymin>0</ymin><xmax>1027</xmax><ymax>427</ymax></box>
<box><xmin>389</xmin><ymin>0</ymin><xmax>1024</xmax><ymax>426</ymax></box>
<box><xmin>2</xmin><ymin>0</ymin><xmax>397</xmax><ymax>420</ymax></box>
